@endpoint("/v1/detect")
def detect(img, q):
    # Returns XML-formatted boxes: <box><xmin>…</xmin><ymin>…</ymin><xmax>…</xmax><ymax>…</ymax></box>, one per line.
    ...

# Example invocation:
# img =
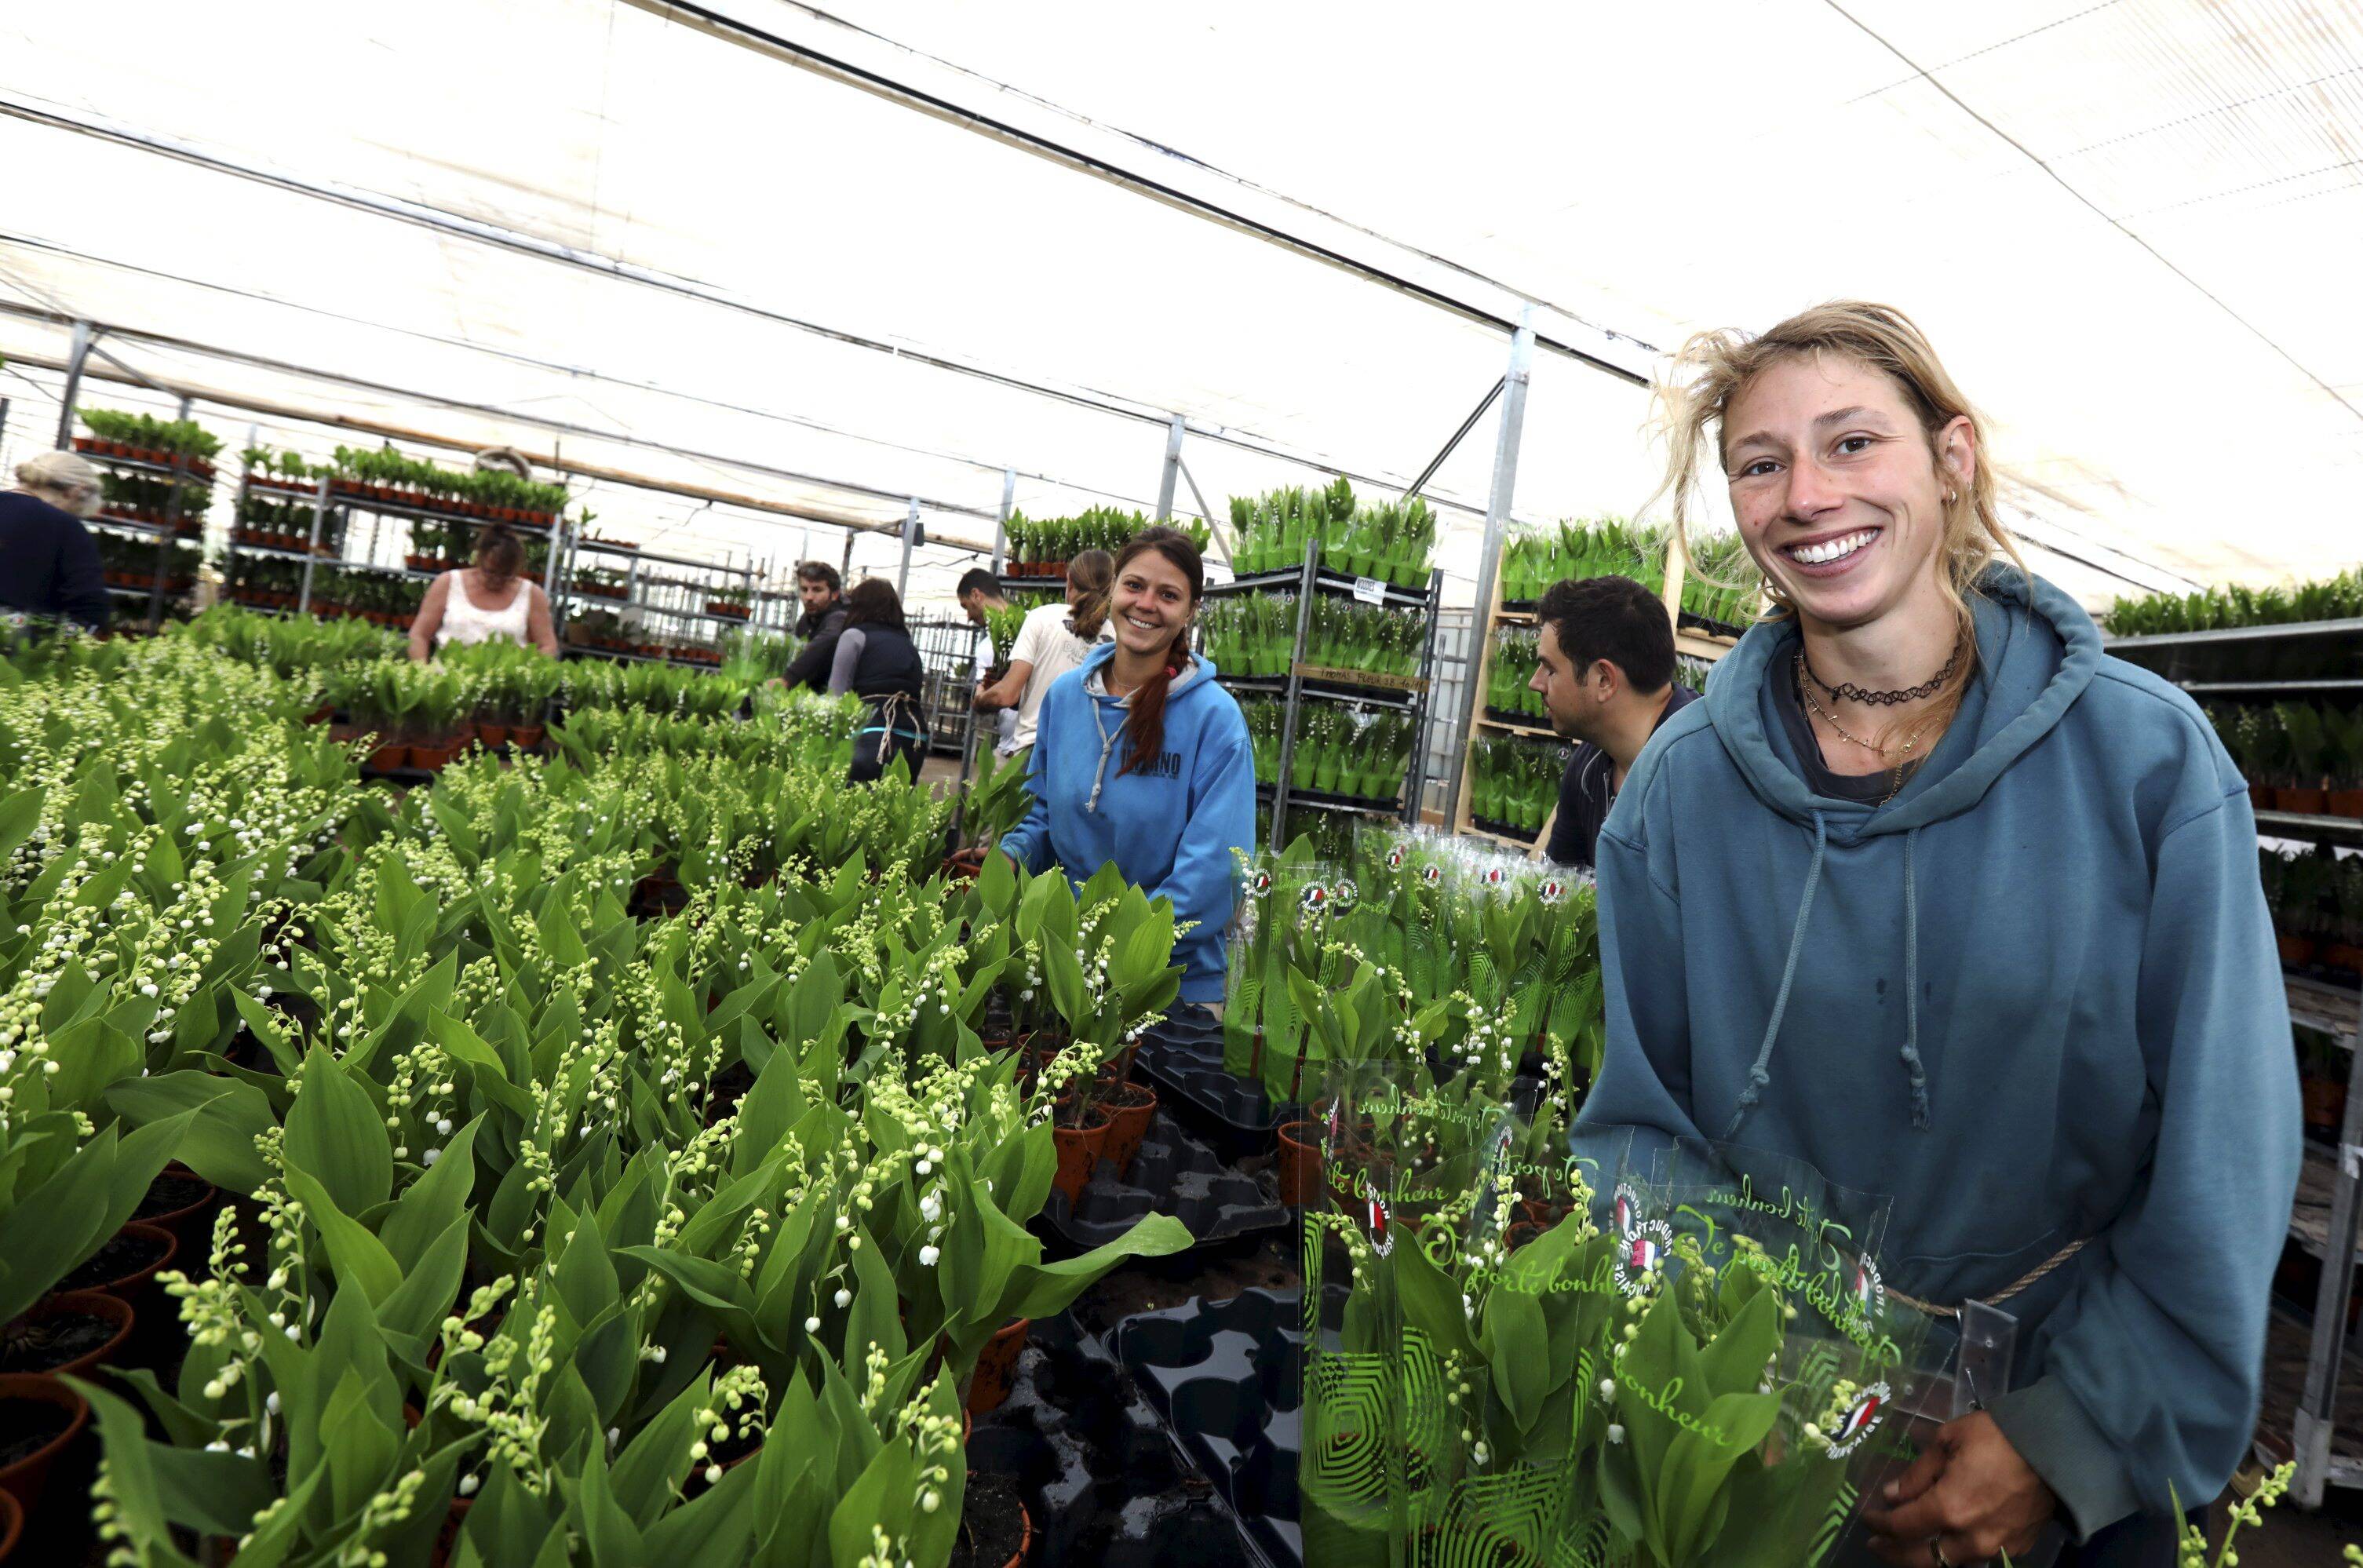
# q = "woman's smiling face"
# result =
<box><xmin>1722</xmin><ymin>353</ymin><xmax>1973</xmax><ymax>634</ymax></box>
<box><xmin>1113</xmin><ymin>549</ymin><xmax>1194</xmax><ymax>658</ymax></box>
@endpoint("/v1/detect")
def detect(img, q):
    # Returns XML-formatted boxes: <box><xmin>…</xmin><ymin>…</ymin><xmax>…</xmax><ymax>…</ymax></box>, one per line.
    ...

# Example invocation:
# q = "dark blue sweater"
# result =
<box><xmin>0</xmin><ymin>491</ymin><xmax>109</xmax><ymax>631</ymax></box>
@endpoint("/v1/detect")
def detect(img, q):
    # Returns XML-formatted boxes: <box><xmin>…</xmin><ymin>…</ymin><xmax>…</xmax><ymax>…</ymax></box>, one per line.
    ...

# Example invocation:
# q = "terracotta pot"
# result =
<box><xmin>367</xmin><ymin>742</ymin><xmax>410</xmax><ymax>772</ymax></box>
<box><xmin>477</xmin><ymin>722</ymin><xmax>512</xmax><ymax>749</ymax></box>
<box><xmin>137</xmin><ymin>1164</ymin><xmax>220</xmax><ymax>1256</ymax></box>
<box><xmin>1050</xmin><ymin>1105</ymin><xmax>1111</xmax><ymax>1202</ymax></box>
<box><xmin>2304</xmin><ymin>1077</ymin><xmax>2348</xmax><ymax>1135</ymax></box>
<box><xmin>2281</xmin><ymin>786</ymin><xmax>2329</xmax><ymax>816</ymax></box>
<box><xmin>2278</xmin><ymin>932</ymin><xmax>2317</xmax><ymax>966</ymax></box>
<box><xmin>426</xmin><ymin>1493</ymin><xmax>473</xmax><ymax>1568</ymax></box>
<box><xmin>1000</xmin><ymin>1497</ymin><xmax>1033</xmax><ymax>1568</ymax></box>
<box><xmin>2330</xmin><ymin>789</ymin><xmax>2363</xmax><ymax>821</ymax></box>
<box><xmin>0</xmin><ymin>1486</ymin><xmax>20</xmax><ymax>1565</ymax></box>
<box><xmin>1102</xmin><ymin>1081</ymin><xmax>1158</xmax><ymax>1180</ymax></box>
<box><xmin>304</xmin><ymin>703</ymin><xmax>333</xmax><ymax>726</ymax></box>
<box><xmin>2327</xmin><ymin>943</ymin><xmax>2363</xmax><ymax>976</ymax></box>
<box><xmin>1275</xmin><ymin>1120</ymin><xmax>1324</xmax><ymax>1208</ymax></box>
<box><xmin>965</xmin><ymin>1318</ymin><xmax>1030</xmax><ymax>1416</ymax></box>
<box><xmin>9</xmin><ymin>1292</ymin><xmax>135</xmax><ymax>1380</ymax></box>
<box><xmin>511</xmin><ymin>724</ymin><xmax>545</xmax><ymax>750</ymax></box>
<box><xmin>69</xmin><ymin>1221</ymin><xmax>177</xmax><ymax>1300</ymax></box>
<box><xmin>0</xmin><ymin>1374</ymin><xmax>89</xmax><ymax>1510</ymax></box>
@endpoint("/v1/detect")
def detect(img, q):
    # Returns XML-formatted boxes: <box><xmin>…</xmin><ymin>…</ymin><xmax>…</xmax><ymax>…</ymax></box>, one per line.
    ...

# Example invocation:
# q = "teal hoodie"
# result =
<box><xmin>1579</xmin><ymin>568</ymin><xmax>2300</xmax><ymax>1537</ymax></box>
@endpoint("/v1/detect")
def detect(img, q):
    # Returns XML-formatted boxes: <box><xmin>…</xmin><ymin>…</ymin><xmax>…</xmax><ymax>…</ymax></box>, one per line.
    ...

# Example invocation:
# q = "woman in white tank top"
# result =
<box><xmin>406</xmin><ymin>527</ymin><xmax>559</xmax><ymax>661</ymax></box>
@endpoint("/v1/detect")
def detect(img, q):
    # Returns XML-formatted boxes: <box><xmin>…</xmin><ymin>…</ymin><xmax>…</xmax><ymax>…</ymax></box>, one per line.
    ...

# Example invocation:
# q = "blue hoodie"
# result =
<box><xmin>1580</xmin><ymin>568</ymin><xmax>2299</xmax><ymax>1537</ymax></box>
<box><xmin>1000</xmin><ymin>644</ymin><xmax>1256</xmax><ymax>1002</ymax></box>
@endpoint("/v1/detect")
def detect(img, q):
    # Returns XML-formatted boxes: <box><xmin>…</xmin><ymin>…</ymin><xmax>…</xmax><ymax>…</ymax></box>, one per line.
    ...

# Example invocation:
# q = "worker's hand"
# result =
<box><xmin>972</xmin><ymin>681</ymin><xmax>1001</xmax><ymax>712</ymax></box>
<box><xmin>1862</xmin><ymin>1412</ymin><xmax>2057</xmax><ymax>1566</ymax></box>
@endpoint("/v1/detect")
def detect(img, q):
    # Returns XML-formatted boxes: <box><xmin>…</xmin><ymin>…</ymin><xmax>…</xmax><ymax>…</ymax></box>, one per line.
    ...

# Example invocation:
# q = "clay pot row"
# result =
<box><xmin>101</xmin><ymin>571</ymin><xmax>195</xmax><ymax>594</ymax></box>
<box><xmin>97</xmin><ymin>507</ymin><xmax>202</xmax><ymax>537</ymax></box>
<box><xmin>706</xmin><ymin>602</ymin><xmax>752</xmax><ymax>619</ymax></box>
<box><xmin>2278</xmin><ymin>930</ymin><xmax>2363</xmax><ymax>974</ymax></box>
<box><xmin>2255</xmin><ymin>782</ymin><xmax>2363</xmax><ymax>819</ymax></box>
<box><xmin>236</xmin><ymin>531</ymin><xmax>328</xmax><ymax>555</ymax></box>
<box><xmin>1001</xmin><ymin>560</ymin><xmax>1070</xmax><ymax>581</ymax></box>
<box><xmin>353</xmin><ymin>724</ymin><xmax>546</xmax><ymax>774</ymax></box>
<box><xmin>330</xmin><ymin>482</ymin><xmax>554</xmax><ymax>527</ymax></box>
<box><xmin>75</xmin><ymin>438</ymin><xmax>215</xmax><ymax>480</ymax></box>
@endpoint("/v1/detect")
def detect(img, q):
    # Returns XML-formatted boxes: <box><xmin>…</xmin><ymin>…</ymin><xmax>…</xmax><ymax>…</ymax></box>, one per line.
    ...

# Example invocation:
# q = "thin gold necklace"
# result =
<box><xmin>1794</xmin><ymin>651</ymin><xmax>1951</xmax><ymax>804</ymax></box>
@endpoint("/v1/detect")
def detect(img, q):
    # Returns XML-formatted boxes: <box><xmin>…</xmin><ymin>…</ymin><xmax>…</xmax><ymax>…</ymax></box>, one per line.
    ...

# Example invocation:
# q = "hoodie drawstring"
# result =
<box><xmin>1084</xmin><ymin>691</ymin><xmax>1120</xmax><ymax>814</ymax></box>
<box><xmin>1899</xmin><ymin>825</ymin><xmax>1931</xmax><ymax>1129</ymax></box>
<box><xmin>1723</xmin><ymin>811</ymin><xmax>1828</xmax><ymax>1140</ymax></box>
<box><xmin>1722</xmin><ymin>812</ymin><xmax>1936</xmax><ymax>1137</ymax></box>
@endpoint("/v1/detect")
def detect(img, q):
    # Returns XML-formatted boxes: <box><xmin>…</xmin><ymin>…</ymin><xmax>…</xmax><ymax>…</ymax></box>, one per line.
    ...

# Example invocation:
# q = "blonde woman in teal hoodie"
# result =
<box><xmin>1579</xmin><ymin>302</ymin><xmax>2299</xmax><ymax>1567</ymax></box>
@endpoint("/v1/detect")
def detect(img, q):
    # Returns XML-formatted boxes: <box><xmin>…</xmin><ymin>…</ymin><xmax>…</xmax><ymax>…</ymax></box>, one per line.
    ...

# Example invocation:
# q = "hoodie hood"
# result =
<box><xmin>1705</xmin><ymin>567</ymin><xmax>2102</xmax><ymax>837</ymax></box>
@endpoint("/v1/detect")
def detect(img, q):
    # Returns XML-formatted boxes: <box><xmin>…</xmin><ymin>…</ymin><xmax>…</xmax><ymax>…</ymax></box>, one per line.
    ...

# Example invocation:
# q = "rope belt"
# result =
<box><xmin>1886</xmin><ymin>1238</ymin><xmax>2090</xmax><ymax>1321</ymax></box>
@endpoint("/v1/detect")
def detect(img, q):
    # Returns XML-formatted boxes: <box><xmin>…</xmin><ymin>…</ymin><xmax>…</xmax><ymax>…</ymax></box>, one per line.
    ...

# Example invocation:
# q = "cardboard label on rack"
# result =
<box><xmin>1353</xmin><ymin>576</ymin><xmax>1388</xmax><ymax>604</ymax></box>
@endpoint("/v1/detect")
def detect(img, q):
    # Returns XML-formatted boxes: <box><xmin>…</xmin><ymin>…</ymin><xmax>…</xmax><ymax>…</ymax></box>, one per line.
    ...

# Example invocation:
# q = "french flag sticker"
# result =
<box><xmin>1367</xmin><ymin>1194</ymin><xmax>1394</xmax><ymax>1256</ymax></box>
<box><xmin>1825</xmin><ymin>1380</ymin><xmax>1893</xmax><ymax>1457</ymax></box>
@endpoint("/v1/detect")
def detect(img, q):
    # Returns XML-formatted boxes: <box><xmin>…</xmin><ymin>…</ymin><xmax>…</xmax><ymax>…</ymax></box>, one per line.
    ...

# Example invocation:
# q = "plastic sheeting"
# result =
<box><xmin>2</xmin><ymin>0</ymin><xmax>2357</xmax><ymax>604</ymax></box>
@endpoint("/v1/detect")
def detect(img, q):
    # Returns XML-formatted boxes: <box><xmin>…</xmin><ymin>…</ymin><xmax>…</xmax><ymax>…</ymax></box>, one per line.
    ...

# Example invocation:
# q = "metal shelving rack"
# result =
<box><xmin>71</xmin><ymin>427</ymin><xmax>210</xmax><ymax>634</ymax></box>
<box><xmin>550</xmin><ymin>529</ymin><xmax>758</xmax><ymax>668</ymax></box>
<box><xmin>1451</xmin><ymin>531</ymin><xmax>1743</xmax><ymax>855</ymax></box>
<box><xmin>2105</xmin><ymin>614</ymin><xmax>2363</xmax><ymax>1505</ymax></box>
<box><xmin>1205</xmin><ymin>538</ymin><xmax>1443</xmax><ymax>847</ymax></box>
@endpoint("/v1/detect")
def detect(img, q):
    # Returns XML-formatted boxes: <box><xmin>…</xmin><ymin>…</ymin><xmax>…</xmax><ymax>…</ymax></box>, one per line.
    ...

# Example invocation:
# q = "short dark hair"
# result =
<box><xmin>841</xmin><ymin>577</ymin><xmax>907</xmax><ymax>634</ymax></box>
<box><xmin>955</xmin><ymin>568</ymin><xmax>1000</xmax><ymax>603</ymax></box>
<box><xmin>796</xmin><ymin>560</ymin><xmax>842</xmax><ymax>594</ymax></box>
<box><xmin>1537</xmin><ymin>574</ymin><xmax>1675</xmax><ymax>693</ymax></box>
<box><xmin>474</xmin><ymin>525</ymin><xmax>526</xmax><ymax>581</ymax></box>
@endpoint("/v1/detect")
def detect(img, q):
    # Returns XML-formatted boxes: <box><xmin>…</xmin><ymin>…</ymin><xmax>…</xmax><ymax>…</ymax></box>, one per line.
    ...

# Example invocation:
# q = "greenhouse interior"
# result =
<box><xmin>2</xmin><ymin>3</ymin><xmax>2361</xmax><ymax>1566</ymax></box>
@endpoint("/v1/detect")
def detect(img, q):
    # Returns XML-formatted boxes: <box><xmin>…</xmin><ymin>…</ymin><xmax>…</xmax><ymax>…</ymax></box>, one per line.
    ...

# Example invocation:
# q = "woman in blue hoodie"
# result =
<box><xmin>987</xmin><ymin>527</ymin><xmax>1256</xmax><ymax>1008</ymax></box>
<box><xmin>1580</xmin><ymin>302</ymin><xmax>2299</xmax><ymax>1566</ymax></box>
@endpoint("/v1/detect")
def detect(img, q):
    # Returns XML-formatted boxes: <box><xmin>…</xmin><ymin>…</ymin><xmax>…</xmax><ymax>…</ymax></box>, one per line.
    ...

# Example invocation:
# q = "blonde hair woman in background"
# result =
<box><xmin>973</xmin><ymin>546</ymin><xmax>1116</xmax><ymax>760</ymax></box>
<box><xmin>2</xmin><ymin>450</ymin><xmax>110</xmax><ymax>632</ymax></box>
<box><xmin>1576</xmin><ymin>302</ymin><xmax>2296</xmax><ymax>1567</ymax></box>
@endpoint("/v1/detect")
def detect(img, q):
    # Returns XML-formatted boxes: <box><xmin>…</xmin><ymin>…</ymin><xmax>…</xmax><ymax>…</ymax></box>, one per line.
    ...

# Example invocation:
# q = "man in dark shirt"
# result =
<box><xmin>1530</xmin><ymin>574</ymin><xmax>1696</xmax><ymax>871</ymax></box>
<box><xmin>780</xmin><ymin>560</ymin><xmax>851</xmax><ymax>691</ymax></box>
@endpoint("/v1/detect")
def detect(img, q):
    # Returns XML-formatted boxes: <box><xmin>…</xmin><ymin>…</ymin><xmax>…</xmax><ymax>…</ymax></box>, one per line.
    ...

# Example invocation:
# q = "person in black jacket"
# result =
<box><xmin>778</xmin><ymin>560</ymin><xmax>850</xmax><ymax>691</ymax></box>
<box><xmin>821</xmin><ymin>578</ymin><xmax>928</xmax><ymax>783</ymax></box>
<box><xmin>1532</xmin><ymin>573</ymin><xmax>1694</xmax><ymax>871</ymax></box>
<box><xmin>1</xmin><ymin>451</ymin><xmax>110</xmax><ymax>633</ymax></box>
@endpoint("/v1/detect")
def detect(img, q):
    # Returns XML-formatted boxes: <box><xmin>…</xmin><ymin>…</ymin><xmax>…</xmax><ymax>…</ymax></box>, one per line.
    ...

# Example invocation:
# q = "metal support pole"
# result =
<box><xmin>841</xmin><ymin>528</ymin><xmax>856</xmax><ymax>578</ymax></box>
<box><xmin>991</xmin><ymin>468</ymin><xmax>1013</xmax><ymax>574</ymax></box>
<box><xmin>1155</xmin><ymin>414</ymin><xmax>1184</xmax><ymax>521</ymax></box>
<box><xmin>297</xmin><ymin>474</ymin><xmax>330</xmax><ymax>618</ymax></box>
<box><xmin>140</xmin><ymin>392</ymin><xmax>196</xmax><ymax>635</ymax></box>
<box><xmin>896</xmin><ymin>498</ymin><xmax>920</xmax><ymax>599</ymax></box>
<box><xmin>954</xmin><ymin>466</ymin><xmax>1019</xmax><ymax>837</ymax></box>
<box><xmin>227</xmin><ymin>424</ymin><xmax>257</xmax><ymax>607</ymax></box>
<box><xmin>1406</xmin><ymin>376</ymin><xmax>1506</xmax><ymax>502</ymax></box>
<box><xmin>0</xmin><ymin>398</ymin><xmax>12</xmax><ymax>476</ymax></box>
<box><xmin>1441</xmin><ymin>310</ymin><xmax>1534</xmax><ymax>832</ymax></box>
<box><xmin>2296</xmin><ymin>997</ymin><xmax>2363</xmax><ymax>1505</ymax></box>
<box><xmin>1402</xmin><ymin>567</ymin><xmax>1445</xmax><ymax>826</ymax></box>
<box><xmin>1179</xmin><ymin>460</ymin><xmax>1231</xmax><ymax>565</ymax></box>
<box><xmin>1264</xmin><ymin>537</ymin><xmax>1321</xmax><ymax>850</ymax></box>
<box><xmin>55</xmin><ymin>321</ymin><xmax>94</xmax><ymax>448</ymax></box>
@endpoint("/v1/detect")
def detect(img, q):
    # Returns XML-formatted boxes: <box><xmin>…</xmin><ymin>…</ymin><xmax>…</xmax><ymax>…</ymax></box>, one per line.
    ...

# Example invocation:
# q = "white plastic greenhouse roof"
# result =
<box><xmin>2</xmin><ymin>0</ymin><xmax>2358</xmax><ymax>606</ymax></box>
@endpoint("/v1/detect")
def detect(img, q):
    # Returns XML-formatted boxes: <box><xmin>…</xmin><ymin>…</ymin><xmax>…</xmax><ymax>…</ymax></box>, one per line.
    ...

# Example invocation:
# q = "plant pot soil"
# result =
<box><xmin>1049</xmin><ymin>1106</ymin><xmax>1112</xmax><ymax>1204</ymax></box>
<box><xmin>135</xmin><ymin>1165</ymin><xmax>218</xmax><ymax>1253</ymax></box>
<box><xmin>59</xmin><ymin>1222</ymin><xmax>176</xmax><ymax>1298</ymax></box>
<box><xmin>947</xmin><ymin>1473</ymin><xmax>1030</xmax><ymax>1568</ymax></box>
<box><xmin>1274</xmin><ymin>1119</ymin><xmax>1324</xmax><ymax>1208</ymax></box>
<box><xmin>965</xmin><ymin>1318</ymin><xmax>1030</xmax><ymax>1417</ymax></box>
<box><xmin>1</xmin><ymin>1293</ymin><xmax>135</xmax><ymax>1379</ymax></box>
<box><xmin>1100</xmin><ymin>1081</ymin><xmax>1158</xmax><ymax>1180</ymax></box>
<box><xmin>0</xmin><ymin>1375</ymin><xmax>89</xmax><ymax>1508</ymax></box>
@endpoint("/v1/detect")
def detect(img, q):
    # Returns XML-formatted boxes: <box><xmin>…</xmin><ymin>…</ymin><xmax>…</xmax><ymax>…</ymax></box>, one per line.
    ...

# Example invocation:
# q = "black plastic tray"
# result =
<box><xmin>1469</xmin><ymin>815</ymin><xmax>1541</xmax><ymax>845</ymax></box>
<box><xmin>1041</xmin><ymin>1110</ymin><xmax>1287</xmax><ymax>1255</ymax></box>
<box><xmin>1135</xmin><ymin>1016</ymin><xmax>1294</xmax><ymax>1161</ymax></box>
<box><xmin>1115</xmin><ymin>1289</ymin><xmax>1304</xmax><ymax>1568</ymax></box>
<box><xmin>969</xmin><ymin>1310</ymin><xmax>1258</xmax><ymax>1567</ymax></box>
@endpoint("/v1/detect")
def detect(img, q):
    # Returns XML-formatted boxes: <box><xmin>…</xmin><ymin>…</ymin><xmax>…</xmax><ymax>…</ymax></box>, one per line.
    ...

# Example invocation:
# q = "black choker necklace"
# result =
<box><xmin>1802</xmin><ymin>636</ymin><xmax>1964</xmax><ymax>707</ymax></box>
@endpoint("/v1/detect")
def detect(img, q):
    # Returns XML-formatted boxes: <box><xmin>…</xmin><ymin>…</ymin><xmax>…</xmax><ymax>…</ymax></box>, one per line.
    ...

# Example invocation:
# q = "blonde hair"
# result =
<box><xmin>1646</xmin><ymin>301</ymin><xmax>2028</xmax><ymax>639</ymax></box>
<box><xmin>14</xmin><ymin>450</ymin><xmax>102</xmax><ymax>518</ymax></box>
